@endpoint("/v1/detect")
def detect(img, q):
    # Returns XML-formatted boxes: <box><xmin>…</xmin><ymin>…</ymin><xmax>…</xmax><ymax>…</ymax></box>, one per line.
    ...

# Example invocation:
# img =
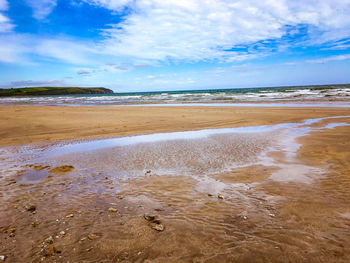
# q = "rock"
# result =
<box><xmin>151</xmin><ymin>223</ymin><xmax>164</xmax><ymax>232</ymax></box>
<box><xmin>45</xmin><ymin>236</ymin><xmax>54</xmax><ymax>244</ymax></box>
<box><xmin>117</xmin><ymin>195</ymin><xmax>124</xmax><ymax>200</ymax></box>
<box><xmin>9</xmin><ymin>227</ymin><xmax>16</xmax><ymax>233</ymax></box>
<box><xmin>32</xmin><ymin>220</ymin><xmax>39</xmax><ymax>227</ymax></box>
<box><xmin>0</xmin><ymin>255</ymin><xmax>6</xmax><ymax>261</ymax></box>
<box><xmin>108</xmin><ymin>208</ymin><xmax>117</xmax><ymax>213</ymax></box>
<box><xmin>25</xmin><ymin>205</ymin><xmax>36</xmax><ymax>212</ymax></box>
<box><xmin>88</xmin><ymin>234</ymin><xmax>97</xmax><ymax>240</ymax></box>
<box><xmin>269</xmin><ymin>213</ymin><xmax>275</xmax><ymax>217</ymax></box>
<box><xmin>208</xmin><ymin>193</ymin><xmax>213</xmax><ymax>197</ymax></box>
<box><xmin>13</xmin><ymin>205</ymin><xmax>18</xmax><ymax>209</ymax></box>
<box><xmin>59</xmin><ymin>231</ymin><xmax>65</xmax><ymax>235</ymax></box>
<box><xmin>144</xmin><ymin>214</ymin><xmax>155</xmax><ymax>221</ymax></box>
<box><xmin>217</xmin><ymin>194</ymin><xmax>224</xmax><ymax>200</ymax></box>
<box><xmin>66</xmin><ymin>214</ymin><xmax>74</xmax><ymax>218</ymax></box>
<box><xmin>152</xmin><ymin>218</ymin><xmax>162</xmax><ymax>224</ymax></box>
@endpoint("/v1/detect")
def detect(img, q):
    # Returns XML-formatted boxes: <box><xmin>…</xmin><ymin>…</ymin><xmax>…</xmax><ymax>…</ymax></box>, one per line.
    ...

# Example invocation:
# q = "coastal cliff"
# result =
<box><xmin>0</xmin><ymin>87</ymin><xmax>114</xmax><ymax>96</ymax></box>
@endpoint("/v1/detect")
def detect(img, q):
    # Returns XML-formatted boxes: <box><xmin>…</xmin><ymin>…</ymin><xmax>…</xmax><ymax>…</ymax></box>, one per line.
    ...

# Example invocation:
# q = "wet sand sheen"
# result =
<box><xmin>1</xmin><ymin>107</ymin><xmax>350</xmax><ymax>262</ymax></box>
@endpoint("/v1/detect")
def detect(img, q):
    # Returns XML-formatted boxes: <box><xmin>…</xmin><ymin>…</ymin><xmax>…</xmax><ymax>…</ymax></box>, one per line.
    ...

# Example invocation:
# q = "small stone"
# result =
<box><xmin>59</xmin><ymin>231</ymin><xmax>65</xmax><ymax>235</ymax></box>
<box><xmin>25</xmin><ymin>205</ymin><xmax>36</xmax><ymax>212</ymax></box>
<box><xmin>13</xmin><ymin>205</ymin><xmax>18</xmax><ymax>209</ymax></box>
<box><xmin>269</xmin><ymin>213</ymin><xmax>276</xmax><ymax>217</ymax></box>
<box><xmin>243</xmin><ymin>216</ymin><xmax>248</xmax><ymax>220</ymax></box>
<box><xmin>88</xmin><ymin>234</ymin><xmax>97</xmax><ymax>240</ymax></box>
<box><xmin>0</xmin><ymin>255</ymin><xmax>6</xmax><ymax>261</ymax></box>
<box><xmin>66</xmin><ymin>214</ymin><xmax>74</xmax><ymax>218</ymax></box>
<box><xmin>152</xmin><ymin>218</ymin><xmax>162</xmax><ymax>224</ymax></box>
<box><xmin>108</xmin><ymin>208</ymin><xmax>117</xmax><ymax>213</ymax></box>
<box><xmin>217</xmin><ymin>194</ymin><xmax>224</xmax><ymax>200</ymax></box>
<box><xmin>9</xmin><ymin>227</ymin><xmax>16</xmax><ymax>233</ymax></box>
<box><xmin>117</xmin><ymin>195</ymin><xmax>124</xmax><ymax>200</ymax></box>
<box><xmin>45</xmin><ymin>246</ymin><xmax>56</xmax><ymax>256</ymax></box>
<box><xmin>80</xmin><ymin>237</ymin><xmax>86</xmax><ymax>241</ymax></box>
<box><xmin>32</xmin><ymin>220</ymin><xmax>39</xmax><ymax>227</ymax></box>
<box><xmin>208</xmin><ymin>193</ymin><xmax>213</xmax><ymax>197</ymax></box>
<box><xmin>45</xmin><ymin>236</ymin><xmax>54</xmax><ymax>244</ymax></box>
<box><xmin>151</xmin><ymin>223</ymin><xmax>164</xmax><ymax>232</ymax></box>
<box><xmin>86</xmin><ymin>248</ymin><xmax>92</xmax><ymax>252</ymax></box>
<box><xmin>144</xmin><ymin>214</ymin><xmax>155</xmax><ymax>221</ymax></box>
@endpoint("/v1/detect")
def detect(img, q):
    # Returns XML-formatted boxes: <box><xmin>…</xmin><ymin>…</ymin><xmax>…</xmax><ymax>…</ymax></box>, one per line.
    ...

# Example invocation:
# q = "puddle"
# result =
<box><xmin>16</xmin><ymin>169</ymin><xmax>50</xmax><ymax>184</ymax></box>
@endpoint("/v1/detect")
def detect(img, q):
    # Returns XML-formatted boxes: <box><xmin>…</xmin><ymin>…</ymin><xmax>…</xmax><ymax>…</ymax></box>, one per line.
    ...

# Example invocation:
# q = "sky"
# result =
<box><xmin>0</xmin><ymin>0</ymin><xmax>350</xmax><ymax>92</ymax></box>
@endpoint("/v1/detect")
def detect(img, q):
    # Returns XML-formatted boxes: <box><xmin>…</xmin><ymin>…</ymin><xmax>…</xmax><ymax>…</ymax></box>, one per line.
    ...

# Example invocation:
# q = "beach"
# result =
<box><xmin>1</xmin><ymin>105</ymin><xmax>350</xmax><ymax>262</ymax></box>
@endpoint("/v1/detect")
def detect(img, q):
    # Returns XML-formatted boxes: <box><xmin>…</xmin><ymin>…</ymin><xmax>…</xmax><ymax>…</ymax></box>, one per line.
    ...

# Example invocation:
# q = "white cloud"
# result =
<box><xmin>26</xmin><ymin>0</ymin><xmax>57</xmax><ymax>19</ymax></box>
<box><xmin>83</xmin><ymin>0</ymin><xmax>350</xmax><ymax>63</ymax></box>
<box><xmin>308</xmin><ymin>54</ymin><xmax>350</xmax><ymax>63</ymax></box>
<box><xmin>0</xmin><ymin>0</ymin><xmax>8</xmax><ymax>10</ymax></box>
<box><xmin>0</xmin><ymin>0</ymin><xmax>13</xmax><ymax>32</ymax></box>
<box><xmin>34</xmin><ymin>38</ymin><xmax>95</xmax><ymax>64</ymax></box>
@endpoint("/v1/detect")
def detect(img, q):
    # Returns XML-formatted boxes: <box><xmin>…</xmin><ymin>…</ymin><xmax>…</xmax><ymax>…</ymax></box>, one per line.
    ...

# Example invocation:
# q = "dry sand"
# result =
<box><xmin>1</xmin><ymin>105</ymin><xmax>350</xmax><ymax>262</ymax></box>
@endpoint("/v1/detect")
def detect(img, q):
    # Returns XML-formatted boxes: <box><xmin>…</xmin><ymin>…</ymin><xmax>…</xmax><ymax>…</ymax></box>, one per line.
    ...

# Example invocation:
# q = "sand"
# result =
<box><xmin>1</xmin><ymin>105</ymin><xmax>350</xmax><ymax>262</ymax></box>
<box><xmin>1</xmin><ymin>105</ymin><xmax>350</xmax><ymax>146</ymax></box>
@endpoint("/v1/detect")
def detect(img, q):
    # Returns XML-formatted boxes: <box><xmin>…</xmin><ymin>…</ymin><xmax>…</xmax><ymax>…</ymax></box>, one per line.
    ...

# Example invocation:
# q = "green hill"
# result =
<box><xmin>0</xmin><ymin>87</ymin><xmax>114</xmax><ymax>97</ymax></box>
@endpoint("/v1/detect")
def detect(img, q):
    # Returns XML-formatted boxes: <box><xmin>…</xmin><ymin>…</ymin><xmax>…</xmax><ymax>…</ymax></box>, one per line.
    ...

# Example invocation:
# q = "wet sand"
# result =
<box><xmin>1</xmin><ymin>106</ymin><xmax>350</xmax><ymax>262</ymax></box>
<box><xmin>1</xmin><ymin>105</ymin><xmax>350</xmax><ymax>146</ymax></box>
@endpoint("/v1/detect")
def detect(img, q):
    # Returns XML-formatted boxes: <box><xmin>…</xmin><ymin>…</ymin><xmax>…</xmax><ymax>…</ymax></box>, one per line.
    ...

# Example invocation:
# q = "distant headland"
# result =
<box><xmin>0</xmin><ymin>87</ymin><xmax>114</xmax><ymax>97</ymax></box>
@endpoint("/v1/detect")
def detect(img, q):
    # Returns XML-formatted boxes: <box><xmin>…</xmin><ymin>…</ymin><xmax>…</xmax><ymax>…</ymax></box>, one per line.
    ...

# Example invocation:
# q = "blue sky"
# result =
<box><xmin>1</xmin><ymin>0</ymin><xmax>350</xmax><ymax>92</ymax></box>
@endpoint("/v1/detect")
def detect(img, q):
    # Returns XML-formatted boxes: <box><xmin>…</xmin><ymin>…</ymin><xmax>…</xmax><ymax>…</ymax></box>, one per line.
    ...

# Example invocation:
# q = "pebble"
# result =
<box><xmin>66</xmin><ymin>214</ymin><xmax>74</xmax><ymax>218</ymax></box>
<box><xmin>88</xmin><ymin>234</ymin><xmax>97</xmax><ymax>240</ymax></box>
<box><xmin>151</xmin><ymin>223</ymin><xmax>164</xmax><ymax>232</ymax></box>
<box><xmin>45</xmin><ymin>236</ymin><xmax>54</xmax><ymax>244</ymax></box>
<box><xmin>25</xmin><ymin>205</ymin><xmax>36</xmax><ymax>212</ymax></box>
<box><xmin>108</xmin><ymin>208</ymin><xmax>117</xmax><ymax>213</ymax></box>
<box><xmin>59</xmin><ymin>231</ymin><xmax>65</xmax><ymax>235</ymax></box>
<box><xmin>208</xmin><ymin>193</ymin><xmax>213</xmax><ymax>197</ymax></box>
<box><xmin>32</xmin><ymin>220</ymin><xmax>39</xmax><ymax>227</ymax></box>
<box><xmin>45</xmin><ymin>246</ymin><xmax>56</xmax><ymax>256</ymax></box>
<box><xmin>269</xmin><ymin>213</ymin><xmax>276</xmax><ymax>217</ymax></box>
<box><xmin>0</xmin><ymin>255</ymin><xmax>5</xmax><ymax>261</ymax></box>
<box><xmin>143</xmin><ymin>214</ymin><xmax>155</xmax><ymax>221</ymax></box>
<box><xmin>217</xmin><ymin>194</ymin><xmax>224</xmax><ymax>200</ymax></box>
<box><xmin>117</xmin><ymin>195</ymin><xmax>124</xmax><ymax>200</ymax></box>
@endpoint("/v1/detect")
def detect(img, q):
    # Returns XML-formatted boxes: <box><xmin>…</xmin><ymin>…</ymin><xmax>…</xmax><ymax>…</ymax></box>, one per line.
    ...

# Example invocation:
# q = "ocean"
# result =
<box><xmin>1</xmin><ymin>84</ymin><xmax>350</xmax><ymax>106</ymax></box>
